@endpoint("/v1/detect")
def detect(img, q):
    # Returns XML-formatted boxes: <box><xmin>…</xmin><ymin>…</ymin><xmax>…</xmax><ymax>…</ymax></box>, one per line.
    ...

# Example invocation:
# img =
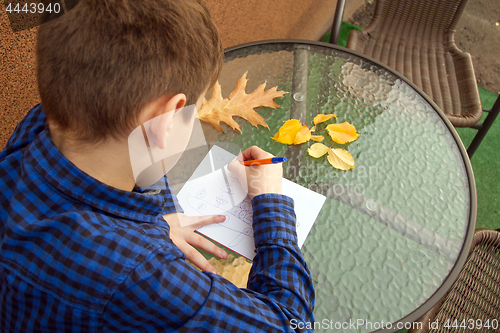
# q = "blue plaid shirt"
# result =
<box><xmin>0</xmin><ymin>104</ymin><xmax>315</xmax><ymax>332</ymax></box>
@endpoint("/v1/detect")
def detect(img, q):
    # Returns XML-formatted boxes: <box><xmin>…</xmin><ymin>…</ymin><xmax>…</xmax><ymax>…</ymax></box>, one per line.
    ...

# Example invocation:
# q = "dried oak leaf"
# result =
<box><xmin>198</xmin><ymin>71</ymin><xmax>288</xmax><ymax>132</ymax></box>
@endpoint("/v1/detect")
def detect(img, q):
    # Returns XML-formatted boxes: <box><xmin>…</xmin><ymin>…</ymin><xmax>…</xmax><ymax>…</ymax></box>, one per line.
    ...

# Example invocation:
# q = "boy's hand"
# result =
<box><xmin>162</xmin><ymin>212</ymin><xmax>227</xmax><ymax>274</ymax></box>
<box><xmin>227</xmin><ymin>146</ymin><xmax>283</xmax><ymax>198</ymax></box>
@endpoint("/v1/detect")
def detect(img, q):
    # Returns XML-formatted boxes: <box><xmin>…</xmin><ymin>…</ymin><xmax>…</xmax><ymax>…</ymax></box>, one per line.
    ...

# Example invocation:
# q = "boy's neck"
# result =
<box><xmin>49</xmin><ymin>126</ymin><xmax>136</xmax><ymax>192</ymax></box>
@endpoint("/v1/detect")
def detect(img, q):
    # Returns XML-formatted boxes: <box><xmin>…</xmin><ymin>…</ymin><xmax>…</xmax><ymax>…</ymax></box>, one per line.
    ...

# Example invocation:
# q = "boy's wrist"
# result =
<box><xmin>251</xmin><ymin>193</ymin><xmax>292</xmax><ymax>204</ymax></box>
<box><xmin>251</xmin><ymin>194</ymin><xmax>298</xmax><ymax>247</ymax></box>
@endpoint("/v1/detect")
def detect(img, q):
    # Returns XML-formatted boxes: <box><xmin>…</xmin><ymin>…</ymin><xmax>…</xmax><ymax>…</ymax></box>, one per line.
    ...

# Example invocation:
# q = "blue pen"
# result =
<box><xmin>241</xmin><ymin>157</ymin><xmax>287</xmax><ymax>166</ymax></box>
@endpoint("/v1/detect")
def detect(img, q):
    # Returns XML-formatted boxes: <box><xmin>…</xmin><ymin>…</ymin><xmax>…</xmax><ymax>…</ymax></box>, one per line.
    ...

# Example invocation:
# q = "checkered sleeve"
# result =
<box><xmin>103</xmin><ymin>194</ymin><xmax>314</xmax><ymax>332</ymax></box>
<box><xmin>251</xmin><ymin>193</ymin><xmax>298</xmax><ymax>246</ymax></box>
<box><xmin>249</xmin><ymin>193</ymin><xmax>315</xmax><ymax>328</ymax></box>
<box><xmin>0</xmin><ymin>104</ymin><xmax>46</xmax><ymax>158</ymax></box>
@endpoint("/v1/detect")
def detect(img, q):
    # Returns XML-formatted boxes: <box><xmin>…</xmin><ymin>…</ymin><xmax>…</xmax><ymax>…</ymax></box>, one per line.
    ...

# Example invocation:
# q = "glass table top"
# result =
<box><xmin>172</xmin><ymin>41</ymin><xmax>476</xmax><ymax>332</ymax></box>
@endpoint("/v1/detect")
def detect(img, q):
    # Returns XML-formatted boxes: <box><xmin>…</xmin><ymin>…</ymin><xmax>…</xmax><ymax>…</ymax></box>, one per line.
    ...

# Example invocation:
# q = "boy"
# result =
<box><xmin>0</xmin><ymin>0</ymin><xmax>315</xmax><ymax>331</ymax></box>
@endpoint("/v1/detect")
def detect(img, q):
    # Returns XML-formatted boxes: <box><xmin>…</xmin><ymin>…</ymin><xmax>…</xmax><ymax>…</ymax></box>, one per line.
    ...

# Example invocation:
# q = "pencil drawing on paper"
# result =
<box><xmin>176</xmin><ymin>145</ymin><xmax>327</xmax><ymax>259</ymax></box>
<box><xmin>186</xmin><ymin>179</ymin><xmax>253</xmax><ymax>248</ymax></box>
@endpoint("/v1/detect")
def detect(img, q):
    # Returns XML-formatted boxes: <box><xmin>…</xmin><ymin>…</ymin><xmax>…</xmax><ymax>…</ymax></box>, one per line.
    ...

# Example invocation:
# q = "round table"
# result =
<box><xmin>199</xmin><ymin>40</ymin><xmax>477</xmax><ymax>332</ymax></box>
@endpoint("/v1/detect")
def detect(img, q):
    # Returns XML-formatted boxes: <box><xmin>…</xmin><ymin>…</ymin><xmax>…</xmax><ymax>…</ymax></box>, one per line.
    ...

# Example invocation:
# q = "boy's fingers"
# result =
<box><xmin>183</xmin><ymin>214</ymin><xmax>226</xmax><ymax>229</ymax></box>
<box><xmin>189</xmin><ymin>232</ymin><xmax>228</xmax><ymax>260</ymax></box>
<box><xmin>234</xmin><ymin>152</ymin><xmax>244</xmax><ymax>163</ymax></box>
<box><xmin>179</xmin><ymin>214</ymin><xmax>225</xmax><ymax>227</ymax></box>
<box><xmin>242</xmin><ymin>146</ymin><xmax>273</xmax><ymax>160</ymax></box>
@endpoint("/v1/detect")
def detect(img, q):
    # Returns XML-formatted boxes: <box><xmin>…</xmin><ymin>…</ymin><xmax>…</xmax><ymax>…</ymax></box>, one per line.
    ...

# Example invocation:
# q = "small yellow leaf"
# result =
<box><xmin>272</xmin><ymin>119</ymin><xmax>303</xmax><ymax>145</ymax></box>
<box><xmin>313</xmin><ymin>114</ymin><xmax>337</xmax><ymax>125</ymax></box>
<box><xmin>310</xmin><ymin>125</ymin><xmax>316</xmax><ymax>132</ymax></box>
<box><xmin>310</xmin><ymin>135</ymin><xmax>324</xmax><ymax>142</ymax></box>
<box><xmin>326</xmin><ymin>122</ymin><xmax>359</xmax><ymax>144</ymax></box>
<box><xmin>327</xmin><ymin>148</ymin><xmax>356</xmax><ymax>170</ymax></box>
<box><xmin>308</xmin><ymin>143</ymin><xmax>330</xmax><ymax>158</ymax></box>
<box><xmin>294</xmin><ymin>126</ymin><xmax>311</xmax><ymax>144</ymax></box>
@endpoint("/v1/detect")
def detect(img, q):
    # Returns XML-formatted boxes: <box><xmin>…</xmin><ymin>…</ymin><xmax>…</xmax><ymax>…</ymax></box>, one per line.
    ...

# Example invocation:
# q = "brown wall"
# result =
<box><xmin>0</xmin><ymin>0</ymin><xmax>364</xmax><ymax>148</ymax></box>
<box><xmin>206</xmin><ymin>0</ymin><xmax>364</xmax><ymax>48</ymax></box>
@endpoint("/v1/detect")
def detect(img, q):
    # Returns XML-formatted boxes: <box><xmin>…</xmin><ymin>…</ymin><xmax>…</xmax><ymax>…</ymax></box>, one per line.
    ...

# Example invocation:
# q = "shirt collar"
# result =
<box><xmin>27</xmin><ymin>129</ymin><xmax>165</xmax><ymax>223</ymax></box>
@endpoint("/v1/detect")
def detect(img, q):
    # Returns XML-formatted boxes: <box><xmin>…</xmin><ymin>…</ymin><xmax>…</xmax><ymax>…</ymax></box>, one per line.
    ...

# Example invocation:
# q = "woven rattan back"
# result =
<box><xmin>409</xmin><ymin>229</ymin><xmax>500</xmax><ymax>333</ymax></box>
<box><xmin>347</xmin><ymin>0</ymin><xmax>483</xmax><ymax>127</ymax></box>
<box><xmin>362</xmin><ymin>0</ymin><xmax>467</xmax><ymax>43</ymax></box>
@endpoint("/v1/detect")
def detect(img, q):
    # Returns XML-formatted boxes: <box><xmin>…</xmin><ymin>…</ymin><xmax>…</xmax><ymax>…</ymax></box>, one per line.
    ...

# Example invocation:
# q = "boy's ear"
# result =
<box><xmin>151</xmin><ymin>93</ymin><xmax>187</xmax><ymax>149</ymax></box>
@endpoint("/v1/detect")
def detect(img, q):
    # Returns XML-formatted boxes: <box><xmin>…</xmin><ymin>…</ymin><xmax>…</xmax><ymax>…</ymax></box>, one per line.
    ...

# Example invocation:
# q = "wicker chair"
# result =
<box><xmin>408</xmin><ymin>228</ymin><xmax>500</xmax><ymax>333</ymax></box>
<box><xmin>329</xmin><ymin>0</ymin><xmax>499</xmax><ymax>158</ymax></box>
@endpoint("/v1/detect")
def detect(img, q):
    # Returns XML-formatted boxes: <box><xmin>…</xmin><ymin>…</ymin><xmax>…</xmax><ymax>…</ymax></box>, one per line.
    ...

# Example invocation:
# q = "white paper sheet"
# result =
<box><xmin>176</xmin><ymin>145</ymin><xmax>326</xmax><ymax>260</ymax></box>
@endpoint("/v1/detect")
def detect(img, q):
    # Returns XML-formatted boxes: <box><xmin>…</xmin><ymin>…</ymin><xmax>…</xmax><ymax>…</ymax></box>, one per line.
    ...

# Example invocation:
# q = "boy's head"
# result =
<box><xmin>36</xmin><ymin>0</ymin><xmax>223</xmax><ymax>143</ymax></box>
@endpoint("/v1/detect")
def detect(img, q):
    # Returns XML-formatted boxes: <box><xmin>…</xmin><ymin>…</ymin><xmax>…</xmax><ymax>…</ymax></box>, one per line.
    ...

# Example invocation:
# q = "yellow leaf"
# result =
<box><xmin>294</xmin><ymin>126</ymin><xmax>311</xmax><ymax>144</ymax></box>
<box><xmin>326</xmin><ymin>122</ymin><xmax>359</xmax><ymax>144</ymax></box>
<box><xmin>310</xmin><ymin>135</ymin><xmax>324</xmax><ymax>142</ymax></box>
<box><xmin>310</xmin><ymin>125</ymin><xmax>316</xmax><ymax>132</ymax></box>
<box><xmin>313</xmin><ymin>114</ymin><xmax>337</xmax><ymax>125</ymax></box>
<box><xmin>327</xmin><ymin>148</ymin><xmax>356</xmax><ymax>170</ymax></box>
<box><xmin>272</xmin><ymin>119</ymin><xmax>303</xmax><ymax>145</ymax></box>
<box><xmin>198</xmin><ymin>71</ymin><xmax>288</xmax><ymax>132</ymax></box>
<box><xmin>308</xmin><ymin>143</ymin><xmax>330</xmax><ymax>158</ymax></box>
<box><xmin>207</xmin><ymin>255</ymin><xmax>251</xmax><ymax>288</ymax></box>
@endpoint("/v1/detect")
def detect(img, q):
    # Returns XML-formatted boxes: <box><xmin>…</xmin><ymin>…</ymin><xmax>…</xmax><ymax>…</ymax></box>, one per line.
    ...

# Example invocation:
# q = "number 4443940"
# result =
<box><xmin>5</xmin><ymin>2</ymin><xmax>62</xmax><ymax>14</ymax></box>
<box><xmin>443</xmin><ymin>319</ymin><xmax>499</xmax><ymax>330</ymax></box>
